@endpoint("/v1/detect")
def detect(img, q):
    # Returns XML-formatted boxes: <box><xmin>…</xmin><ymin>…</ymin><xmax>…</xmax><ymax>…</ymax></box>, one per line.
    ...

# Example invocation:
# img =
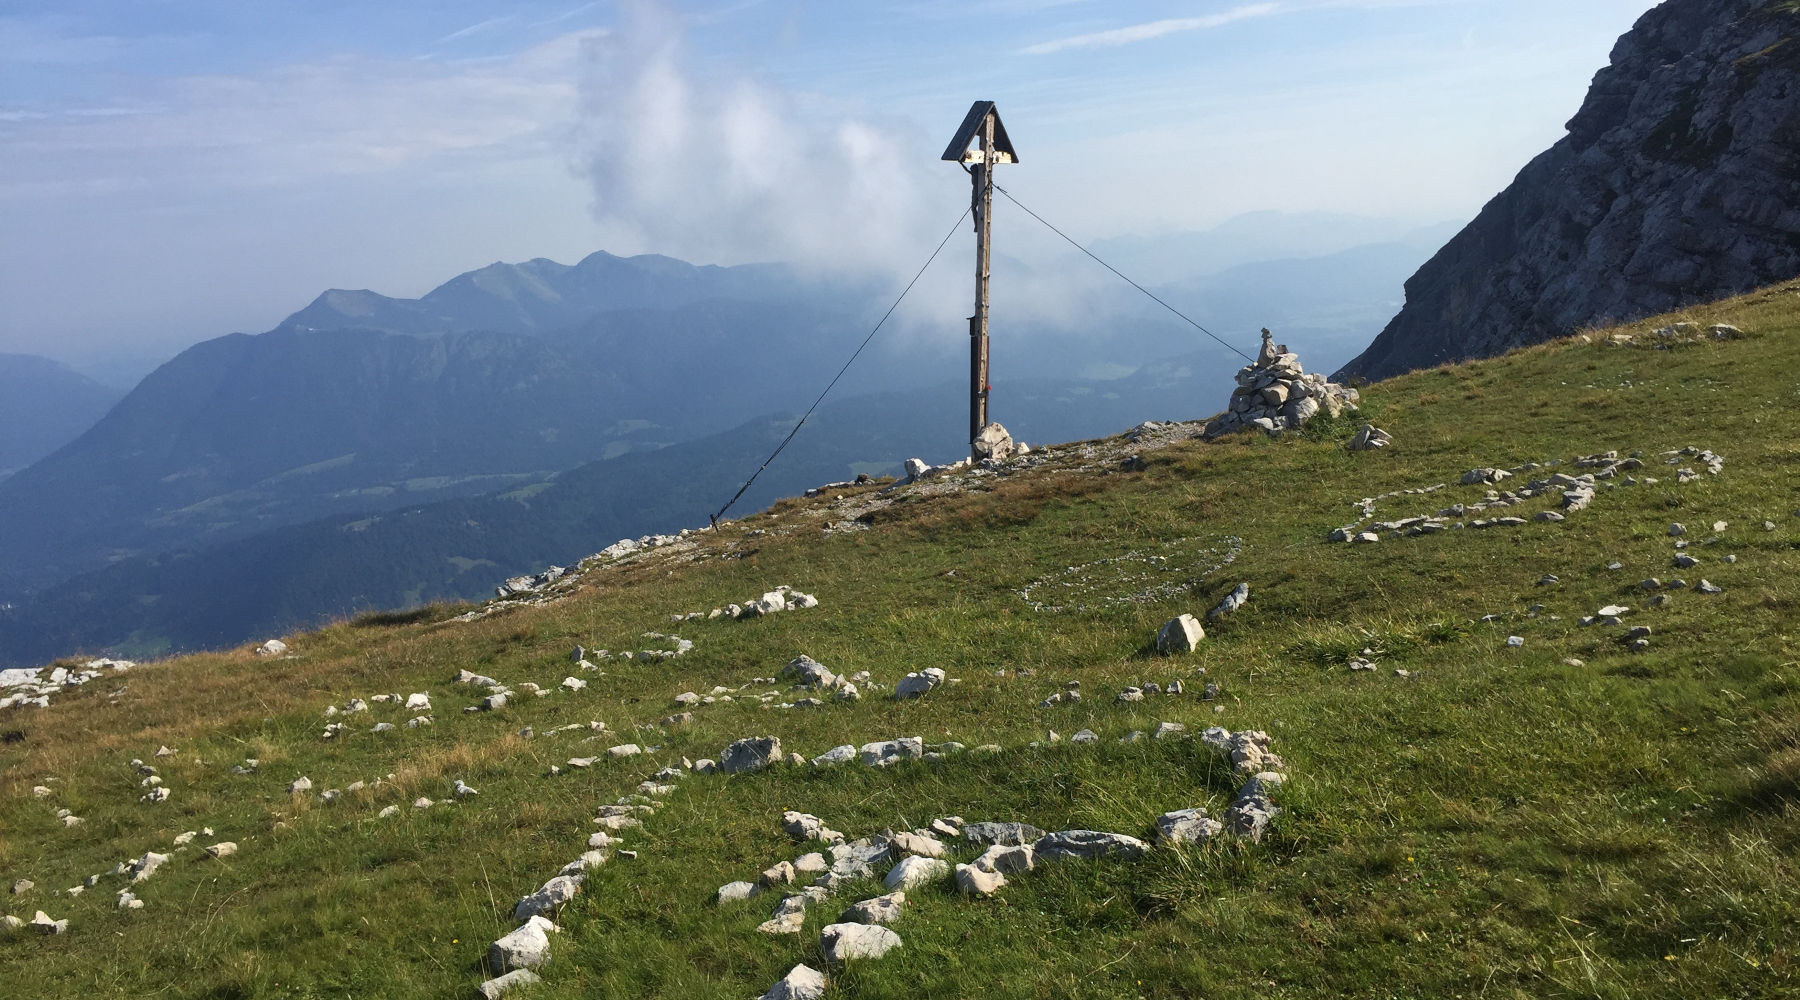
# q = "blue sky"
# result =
<box><xmin>1</xmin><ymin>0</ymin><xmax>1658</xmax><ymax>366</ymax></box>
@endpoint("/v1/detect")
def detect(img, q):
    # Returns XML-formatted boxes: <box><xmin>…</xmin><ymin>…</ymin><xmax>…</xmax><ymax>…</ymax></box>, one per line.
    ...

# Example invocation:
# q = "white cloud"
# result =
<box><xmin>1021</xmin><ymin>3</ymin><xmax>1281</xmax><ymax>55</ymax></box>
<box><xmin>571</xmin><ymin>1</ymin><xmax>946</xmax><ymax>275</ymax></box>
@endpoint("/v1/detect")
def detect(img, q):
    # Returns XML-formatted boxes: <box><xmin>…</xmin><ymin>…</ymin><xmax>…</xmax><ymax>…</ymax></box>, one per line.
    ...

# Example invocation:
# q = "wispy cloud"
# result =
<box><xmin>1021</xmin><ymin>3</ymin><xmax>1281</xmax><ymax>55</ymax></box>
<box><xmin>436</xmin><ymin>16</ymin><xmax>514</xmax><ymax>44</ymax></box>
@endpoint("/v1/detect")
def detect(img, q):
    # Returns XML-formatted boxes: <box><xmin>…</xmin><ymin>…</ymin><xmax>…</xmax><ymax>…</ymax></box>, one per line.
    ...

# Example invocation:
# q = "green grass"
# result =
<box><xmin>4</xmin><ymin>280</ymin><xmax>1800</xmax><ymax>998</ymax></box>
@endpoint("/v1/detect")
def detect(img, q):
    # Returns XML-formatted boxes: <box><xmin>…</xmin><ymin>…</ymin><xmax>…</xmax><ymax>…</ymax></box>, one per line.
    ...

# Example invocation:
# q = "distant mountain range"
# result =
<box><xmin>0</xmin><ymin>354</ymin><xmax>124</xmax><ymax>481</ymax></box>
<box><xmin>0</xmin><ymin>216</ymin><xmax>1449</xmax><ymax>666</ymax></box>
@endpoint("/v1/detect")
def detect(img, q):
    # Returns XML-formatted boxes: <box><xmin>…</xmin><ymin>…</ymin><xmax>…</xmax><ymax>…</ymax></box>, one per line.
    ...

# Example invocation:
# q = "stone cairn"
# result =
<box><xmin>1203</xmin><ymin>329</ymin><xmax>1360</xmax><ymax>439</ymax></box>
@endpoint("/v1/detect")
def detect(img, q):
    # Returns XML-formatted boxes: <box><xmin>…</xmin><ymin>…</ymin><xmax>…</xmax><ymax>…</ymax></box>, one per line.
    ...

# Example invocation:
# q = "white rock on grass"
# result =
<box><xmin>954</xmin><ymin>863</ymin><xmax>1005</xmax><ymax>896</ymax></box>
<box><xmin>858</xmin><ymin>737</ymin><xmax>924</xmax><ymax>767</ymax></box>
<box><xmin>781</xmin><ymin>811</ymin><xmax>843</xmax><ymax>843</ymax></box>
<box><xmin>1154</xmin><ymin>808</ymin><xmax>1223</xmax><ymax>845</ymax></box>
<box><xmin>810</xmin><ymin>745</ymin><xmax>857</xmax><ymax>767</ymax></box>
<box><xmin>893</xmin><ymin>668</ymin><xmax>946</xmax><ymax>700</ymax></box>
<box><xmin>883</xmin><ymin>856</ymin><xmax>949</xmax><ymax>891</ymax></box>
<box><xmin>839</xmin><ymin>891</ymin><xmax>904</xmax><ymax>925</ymax></box>
<box><xmin>477</xmin><ymin>969</ymin><xmax>543</xmax><ymax>999</ymax></box>
<box><xmin>607</xmin><ymin>744</ymin><xmax>642</xmax><ymax>757</ymax></box>
<box><xmin>30</xmin><ymin>910</ymin><xmax>68</xmax><ymax>934</ymax></box>
<box><xmin>717</xmin><ymin>881</ymin><xmax>760</xmax><ymax>905</ymax></box>
<box><xmin>758</xmin><ymin>963</ymin><xmax>828</xmax><ymax>1000</ymax></box>
<box><xmin>820</xmin><ymin>921</ymin><xmax>903</xmax><ymax>963</ymax></box>
<box><xmin>971</xmin><ymin>844</ymin><xmax>1035</xmax><ymax>874</ymax></box>
<box><xmin>454</xmin><ymin>780</ymin><xmax>479</xmax><ymax>798</ymax></box>
<box><xmin>129</xmin><ymin>852</ymin><xmax>171</xmax><ymax>883</ymax></box>
<box><xmin>288</xmin><ymin>776</ymin><xmax>313</xmax><ymax>794</ymax></box>
<box><xmin>888</xmin><ymin>832</ymin><xmax>947</xmax><ymax>860</ymax></box>
<box><xmin>1156</xmin><ymin>614</ymin><xmax>1205</xmax><ymax>654</ymax></box>
<box><xmin>490</xmin><ymin>915</ymin><xmax>557</xmax><ymax>972</ymax></box>
<box><xmin>720</xmin><ymin>736</ymin><xmax>782</xmax><ymax>774</ymax></box>
<box><xmin>1032</xmin><ymin>830</ymin><xmax>1149</xmax><ymax>862</ymax></box>
<box><xmin>204</xmin><ymin>842</ymin><xmax>238</xmax><ymax>859</ymax></box>
<box><xmin>255</xmin><ymin>639</ymin><xmax>288</xmax><ymax>657</ymax></box>
<box><xmin>513</xmin><ymin>875</ymin><xmax>581</xmax><ymax>923</ymax></box>
<box><xmin>378</xmin><ymin>805</ymin><xmax>400</xmax><ymax>819</ymax></box>
<box><xmin>1209</xmin><ymin>583</ymin><xmax>1250</xmax><ymax>620</ymax></box>
<box><xmin>405</xmin><ymin>693</ymin><xmax>431</xmax><ymax>711</ymax></box>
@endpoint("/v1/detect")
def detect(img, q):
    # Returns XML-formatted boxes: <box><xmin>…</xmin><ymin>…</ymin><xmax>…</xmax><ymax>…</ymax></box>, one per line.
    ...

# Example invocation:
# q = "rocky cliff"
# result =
<box><xmin>1338</xmin><ymin>0</ymin><xmax>1800</xmax><ymax>381</ymax></box>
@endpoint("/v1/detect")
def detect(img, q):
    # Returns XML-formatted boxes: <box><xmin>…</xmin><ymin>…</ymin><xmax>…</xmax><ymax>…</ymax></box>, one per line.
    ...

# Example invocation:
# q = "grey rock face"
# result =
<box><xmin>1339</xmin><ymin>0</ymin><xmax>1800</xmax><ymax>382</ymax></box>
<box><xmin>1155</xmin><ymin>808</ymin><xmax>1224</xmax><ymax>845</ymax></box>
<box><xmin>857</xmin><ymin>737</ymin><xmax>924</xmax><ymax>767</ymax></box>
<box><xmin>512</xmin><ymin>875</ymin><xmax>581</xmax><ymax>923</ymax></box>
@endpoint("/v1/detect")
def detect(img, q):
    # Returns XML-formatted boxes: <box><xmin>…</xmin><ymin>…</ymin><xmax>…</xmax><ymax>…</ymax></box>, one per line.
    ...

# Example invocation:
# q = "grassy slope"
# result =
<box><xmin>3</xmin><ymin>279</ymin><xmax>1800</xmax><ymax>999</ymax></box>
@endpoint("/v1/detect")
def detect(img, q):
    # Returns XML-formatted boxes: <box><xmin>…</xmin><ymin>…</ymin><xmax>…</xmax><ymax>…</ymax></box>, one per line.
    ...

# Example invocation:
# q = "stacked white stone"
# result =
<box><xmin>1204</xmin><ymin>333</ymin><xmax>1359</xmax><ymax>439</ymax></box>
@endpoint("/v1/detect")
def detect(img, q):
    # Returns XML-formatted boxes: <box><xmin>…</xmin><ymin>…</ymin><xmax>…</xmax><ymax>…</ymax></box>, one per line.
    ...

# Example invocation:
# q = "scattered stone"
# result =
<box><xmin>760</xmin><ymin>861</ymin><xmax>798</xmax><ymax>888</ymax></box>
<box><xmin>1506</xmin><ymin>636</ymin><xmax>1525</xmax><ymax>648</ymax></box>
<box><xmin>288</xmin><ymin>776</ymin><xmax>313</xmax><ymax>794</ymax></box>
<box><xmin>758</xmin><ymin>964</ymin><xmax>827</xmax><ymax>1000</ymax></box>
<box><xmin>782</xmin><ymin>811</ymin><xmax>843</xmax><ymax>843</ymax></box>
<box><xmin>489</xmin><ymin>915</ymin><xmax>557</xmax><ymax>972</ymax></box>
<box><xmin>858</xmin><ymin>738</ymin><xmax>924</xmax><ymax>767</ymax></box>
<box><xmin>255</xmin><ymin>639</ymin><xmax>288</xmax><ymax>657</ymax></box>
<box><xmin>10</xmin><ymin>879</ymin><xmax>33</xmax><ymax>895</ymax></box>
<box><xmin>717</xmin><ymin>881</ymin><xmax>759</xmax><ymax>905</ymax></box>
<box><xmin>513</xmin><ymin>875</ymin><xmax>582</xmax><ymax>923</ymax></box>
<box><xmin>820</xmin><ymin>921</ymin><xmax>903</xmax><ymax>963</ymax></box>
<box><xmin>840</xmin><ymin>891</ymin><xmax>904</xmax><ymax>925</ymax></box>
<box><xmin>378</xmin><ymin>805</ymin><xmax>399</xmax><ymax>819</ymax></box>
<box><xmin>964</xmin><ymin>821</ymin><xmax>1045</xmax><ymax>846</ymax></box>
<box><xmin>204</xmin><ymin>842</ymin><xmax>238</xmax><ymax>859</ymax></box>
<box><xmin>810</xmin><ymin>745</ymin><xmax>857</xmax><ymax>767</ymax></box>
<box><xmin>1155</xmin><ymin>808</ymin><xmax>1224</xmax><ymax>845</ymax></box>
<box><xmin>893</xmin><ymin>667</ymin><xmax>947</xmax><ymax>699</ymax></box>
<box><xmin>477</xmin><ymin>969</ymin><xmax>544</xmax><ymax>1000</ymax></box>
<box><xmin>1033</xmin><ymin>830</ymin><xmax>1149</xmax><ymax>862</ymax></box>
<box><xmin>607</xmin><ymin>744</ymin><xmax>642</xmax><ymax>757</ymax></box>
<box><xmin>783</xmin><ymin>655</ymin><xmax>840</xmax><ymax>689</ymax></box>
<box><xmin>1156</xmin><ymin>614</ymin><xmax>1205</xmax><ymax>654</ymax></box>
<box><xmin>1347</xmin><ymin>424</ymin><xmax>1392</xmax><ymax>451</ymax></box>
<box><xmin>29</xmin><ymin>910</ymin><xmax>68</xmax><ymax>935</ymax></box>
<box><xmin>888</xmin><ymin>832</ymin><xmax>947</xmax><ymax>860</ymax></box>
<box><xmin>1698</xmin><ymin>579</ymin><xmax>1723</xmax><ymax>595</ymax></box>
<box><xmin>721</xmin><ymin>736</ymin><xmax>783</xmax><ymax>774</ymax></box>
<box><xmin>1153</xmin><ymin>721</ymin><xmax>1188</xmax><ymax>739</ymax></box>
<box><xmin>883</xmin><ymin>855</ymin><xmax>949</xmax><ymax>891</ymax></box>
<box><xmin>954</xmin><ymin>863</ymin><xmax>1005</xmax><ymax>896</ymax></box>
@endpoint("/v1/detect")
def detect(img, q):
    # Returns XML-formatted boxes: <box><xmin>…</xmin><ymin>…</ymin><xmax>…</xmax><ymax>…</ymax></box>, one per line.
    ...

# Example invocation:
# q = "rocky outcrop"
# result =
<box><xmin>1340</xmin><ymin>0</ymin><xmax>1800</xmax><ymax>382</ymax></box>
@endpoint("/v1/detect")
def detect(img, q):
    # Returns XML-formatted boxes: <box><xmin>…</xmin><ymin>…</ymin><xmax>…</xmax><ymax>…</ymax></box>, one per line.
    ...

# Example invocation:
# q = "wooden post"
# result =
<box><xmin>941</xmin><ymin>101</ymin><xmax>1016</xmax><ymax>459</ymax></box>
<box><xmin>969</xmin><ymin>110</ymin><xmax>995</xmax><ymax>456</ymax></box>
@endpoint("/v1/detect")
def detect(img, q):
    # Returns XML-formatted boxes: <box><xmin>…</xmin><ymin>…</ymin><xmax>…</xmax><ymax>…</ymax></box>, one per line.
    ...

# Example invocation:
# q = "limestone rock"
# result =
<box><xmin>1209</xmin><ymin>583</ymin><xmax>1250</xmax><ymax>620</ymax></box>
<box><xmin>783</xmin><ymin>655</ymin><xmax>839</xmax><ymax>689</ymax></box>
<box><xmin>255</xmin><ymin>639</ymin><xmax>288</xmax><ymax>657</ymax></box>
<box><xmin>512</xmin><ymin>875</ymin><xmax>581</xmax><ymax>923</ymax></box>
<box><xmin>954</xmin><ymin>863</ymin><xmax>1005</xmax><ymax>896</ymax></box>
<box><xmin>963</xmin><ymin>821</ymin><xmax>1044</xmax><ymax>846</ymax></box>
<box><xmin>1347</xmin><ymin>424</ymin><xmax>1393</xmax><ymax>451</ymax></box>
<box><xmin>717</xmin><ymin>881</ymin><xmax>759</xmax><ymax>905</ymax></box>
<box><xmin>972</xmin><ymin>844</ymin><xmax>1035</xmax><ymax>874</ymax></box>
<box><xmin>759</xmin><ymin>964</ymin><xmax>828</xmax><ymax>1000</ymax></box>
<box><xmin>489</xmin><ymin>915</ymin><xmax>557</xmax><ymax>972</ymax></box>
<box><xmin>883</xmin><ymin>855</ymin><xmax>949</xmax><ymax>891</ymax></box>
<box><xmin>1155</xmin><ymin>808</ymin><xmax>1224</xmax><ymax>845</ymax></box>
<box><xmin>972</xmin><ymin>422</ymin><xmax>1016</xmax><ymax>462</ymax></box>
<box><xmin>1155</xmin><ymin>614</ymin><xmax>1205</xmax><ymax>654</ymax></box>
<box><xmin>1033</xmin><ymin>830</ymin><xmax>1149</xmax><ymax>862</ymax></box>
<box><xmin>477</xmin><ymin>969</ymin><xmax>543</xmax><ymax>999</ymax></box>
<box><xmin>820</xmin><ymin>921</ymin><xmax>903</xmax><ymax>963</ymax></box>
<box><xmin>29</xmin><ymin>910</ymin><xmax>68</xmax><ymax>935</ymax></box>
<box><xmin>204</xmin><ymin>842</ymin><xmax>238</xmax><ymax>859</ymax></box>
<box><xmin>839</xmin><ymin>891</ymin><xmax>904</xmax><ymax>925</ymax></box>
<box><xmin>720</xmin><ymin>736</ymin><xmax>782</xmax><ymax>774</ymax></box>
<box><xmin>893</xmin><ymin>667</ymin><xmax>947</xmax><ymax>699</ymax></box>
<box><xmin>858</xmin><ymin>737</ymin><xmax>924</xmax><ymax>767</ymax></box>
